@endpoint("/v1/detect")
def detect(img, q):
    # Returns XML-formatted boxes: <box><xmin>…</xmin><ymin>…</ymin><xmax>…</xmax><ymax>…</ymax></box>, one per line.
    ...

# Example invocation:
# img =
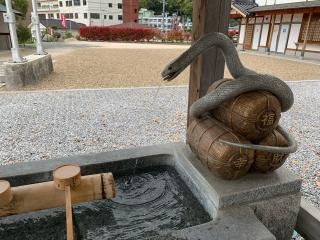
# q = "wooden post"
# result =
<box><xmin>301</xmin><ymin>12</ymin><xmax>313</xmax><ymax>59</ymax></box>
<box><xmin>243</xmin><ymin>17</ymin><xmax>249</xmax><ymax>51</ymax></box>
<box><xmin>188</xmin><ymin>0</ymin><xmax>232</xmax><ymax>126</ymax></box>
<box><xmin>267</xmin><ymin>15</ymin><xmax>276</xmax><ymax>54</ymax></box>
<box><xmin>54</xmin><ymin>165</ymin><xmax>82</xmax><ymax>240</ymax></box>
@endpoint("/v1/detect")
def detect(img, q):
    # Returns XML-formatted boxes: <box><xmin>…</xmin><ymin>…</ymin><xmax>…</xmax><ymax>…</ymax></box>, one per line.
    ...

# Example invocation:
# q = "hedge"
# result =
<box><xmin>78</xmin><ymin>26</ymin><xmax>192</xmax><ymax>42</ymax></box>
<box><xmin>79</xmin><ymin>26</ymin><xmax>159</xmax><ymax>42</ymax></box>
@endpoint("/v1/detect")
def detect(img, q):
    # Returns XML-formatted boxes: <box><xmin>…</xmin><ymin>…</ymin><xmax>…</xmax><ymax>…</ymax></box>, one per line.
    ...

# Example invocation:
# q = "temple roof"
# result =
<box><xmin>0</xmin><ymin>4</ymin><xmax>22</xmax><ymax>15</ymax></box>
<box><xmin>231</xmin><ymin>0</ymin><xmax>257</xmax><ymax>16</ymax></box>
<box><xmin>250</xmin><ymin>1</ymin><xmax>320</xmax><ymax>12</ymax></box>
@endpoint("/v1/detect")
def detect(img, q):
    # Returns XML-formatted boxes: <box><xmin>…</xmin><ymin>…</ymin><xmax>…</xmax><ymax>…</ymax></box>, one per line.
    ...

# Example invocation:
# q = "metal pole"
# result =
<box><xmin>3</xmin><ymin>0</ymin><xmax>25</xmax><ymax>62</ymax></box>
<box><xmin>31</xmin><ymin>0</ymin><xmax>46</xmax><ymax>55</ymax></box>
<box><xmin>162</xmin><ymin>0</ymin><xmax>165</xmax><ymax>32</ymax></box>
<box><xmin>100</xmin><ymin>0</ymin><xmax>102</xmax><ymax>26</ymax></box>
<box><xmin>69</xmin><ymin>9</ymin><xmax>71</xmax><ymax>32</ymax></box>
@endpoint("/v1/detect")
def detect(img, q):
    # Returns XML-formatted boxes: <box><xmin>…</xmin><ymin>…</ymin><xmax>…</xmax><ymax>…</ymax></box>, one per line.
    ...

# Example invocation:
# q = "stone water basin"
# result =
<box><xmin>0</xmin><ymin>167</ymin><xmax>210</xmax><ymax>240</ymax></box>
<box><xmin>0</xmin><ymin>143</ymin><xmax>300</xmax><ymax>240</ymax></box>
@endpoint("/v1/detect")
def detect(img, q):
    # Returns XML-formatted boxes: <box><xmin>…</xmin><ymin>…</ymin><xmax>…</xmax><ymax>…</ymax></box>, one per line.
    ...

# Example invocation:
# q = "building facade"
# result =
<box><xmin>231</xmin><ymin>0</ymin><xmax>320</xmax><ymax>58</ymax></box>
<box><xmin>37</xmin><ymin>0</ymin><xmax>138</xmax><ymax>26</ymax></box>
<box><xmin>138</xmin><ymin>8</ymin><xmax>180</xmax><ymax>31</ymax></box>
<box><xmin>122</xmin><ymin>0</ymin><xmax>139</xmax><ymax>23</ymax></box>
<box><xmin>0</xmin><ymin>4</ymin><xmax>24</xmax><ymax>50</ymax></box>
<box><xmin>38</xmin><ymin>0</ymin><xmax>60</xmax><ymax>20</ymax></box>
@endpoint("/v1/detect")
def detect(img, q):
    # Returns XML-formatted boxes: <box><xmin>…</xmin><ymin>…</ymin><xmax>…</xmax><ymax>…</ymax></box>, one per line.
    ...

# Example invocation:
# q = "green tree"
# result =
<box><xmin>16</xmin><ymin>24</ymin><xmax>31</xmax><ymax>45</ymax></box>
<box><xmin>180</xmin><ymin>0</ymin><xmax>192</xmax><ymax>18</ymax></box>
<box><xmin>139</xmin><ymin>0</ymin><xmax>193</xmax><ymax>18</ymax></box>
<box><xmin>139</xmin><ymin>0</ymin><xmax>163</xmax><ymax>15</ymax></box>
<box><xmin>13</xmin><ymin>0</ymin><xmax>29</xmax><ymax>16</ymax></box>
<box><xmin>0</xmin><ymin>0</ymin><xmax>29</xmax><ymax>16</ymax></box>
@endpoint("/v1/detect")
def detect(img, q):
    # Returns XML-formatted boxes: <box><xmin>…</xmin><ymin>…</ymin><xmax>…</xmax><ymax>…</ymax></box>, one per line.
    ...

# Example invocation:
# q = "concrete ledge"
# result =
<box><xmin>0</xmin><ymin>143</ymin><xmax>302</xmax><ymax>239</ymax></box>
<box><xmin>176</xmin><ymin>144</ymin><xmax>301</xmax><ymax>209</ymax></box>
<box><xmin>0</xmin><ymin>142</ymin><xmax>301</xmax><ymax>209</ymax></box>
<box><xmin>4</xmin><ymin>54</ymin><xmax>53</xmax><ymax>90</ymax></box>
<box><xmin>296</xmin><ymin>198</ymin><xmax>320</xmax><ymax>240</ymax></box>
<box><xmin>169</xmin><ymin>207</ymin><xmax>275</xmax><ymax>240</ymax></box>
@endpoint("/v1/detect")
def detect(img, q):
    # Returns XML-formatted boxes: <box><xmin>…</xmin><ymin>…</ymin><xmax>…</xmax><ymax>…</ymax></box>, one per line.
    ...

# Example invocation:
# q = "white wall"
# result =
<box><xmin>259</xmin><ymin>0</ymin><xmax>308</xmax><ymax>5</ymax></box>
<box><xmin>304</xmin><ymin>44</ymin><xmax>320</xmax><ymax>52</ymax></box>
<box><xmin>287</xmin><ymin>24</ymin><xmax>302</xmax><ymax>49</ymax></box>
<box><xmin>287</xmin><ymin>13</ymin><xmax>304</xmax><ymax>49</ymax></box>
<box><xmin>260</xmin><ymin>24</ymin><xmax>269</xmax><ymax>46</ymax></box>
<box><xmin>239</xmin><ymin>24</ymin><xmax>246</xmax><ymax>44</ymax></box>
<box><xmin>255</xmin><ymin>0</ymin><xmax>266</xmax><ymax>6</ymax></box>
<box><xmin>41</xmin><ymin>0</ymin><xmax>124</xmax><ymax>26</ymax></box>
<box><xmin>266</xmin><ymin>0</ymin><xmax>276</xmax><ymax>5</ymax></box>
<box><xmin>88</xmin><ymin>0</ymin><xmax>122</xmax><ymax>26</ymax></box>
<box><xmin>59</xmin><ymin>0</ymin><xmax>90</xmax><ymax>25</ymax></box>
<box><xmin>37</xmin><ymin>0</ymin><xmax>60</xmax><ymax>20</ymax></box>
<box><xmin>276</xmin><ymin>0</ymin><xmax>307</xmax><ymax>4</ymax></box>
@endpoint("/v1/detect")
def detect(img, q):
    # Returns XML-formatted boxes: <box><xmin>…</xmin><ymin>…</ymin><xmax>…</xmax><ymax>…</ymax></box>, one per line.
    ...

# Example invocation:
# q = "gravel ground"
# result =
<box><xmin>10</xmin><ymin>46</ymin><xmax>319</xmax><ymax>91</ymax></box>
<box><xmin>0</xmin><ymin>82</ymin><xmax>319</xmax><ymax>209</ymax></box>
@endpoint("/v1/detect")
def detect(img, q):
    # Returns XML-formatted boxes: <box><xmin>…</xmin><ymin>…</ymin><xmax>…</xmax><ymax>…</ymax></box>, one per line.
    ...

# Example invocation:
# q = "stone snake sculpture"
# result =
<box><xmin>162</xmin><ymin>32</ymin><xmax>297</xmax><ymax>154</ymax></box>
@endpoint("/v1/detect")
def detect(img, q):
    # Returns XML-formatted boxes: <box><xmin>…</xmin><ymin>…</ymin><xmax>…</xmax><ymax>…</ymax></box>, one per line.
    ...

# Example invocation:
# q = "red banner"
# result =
<box><xmin>60</xmin><ymin>14</ymin><xmax>66</xmax><ymax>28</ymax></box>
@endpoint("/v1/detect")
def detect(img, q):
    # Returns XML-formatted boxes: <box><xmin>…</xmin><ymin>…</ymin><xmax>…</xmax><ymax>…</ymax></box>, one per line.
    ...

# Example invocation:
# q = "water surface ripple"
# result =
<box><xmin>0</xmin><ymin>167</ymin><xmax>211</xmax><ymax>240</ymax></box>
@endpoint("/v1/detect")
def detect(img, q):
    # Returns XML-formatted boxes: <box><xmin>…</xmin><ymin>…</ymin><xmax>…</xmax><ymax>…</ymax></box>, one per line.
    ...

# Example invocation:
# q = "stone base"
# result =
<box><xmin>4</xmin><ymin>54</ymin><xmax>53</xmax><ymax>90</ymax></box>
<box><xmin>250</xmin><ymin>193</ymin><xmax>301</xmax><ymax>240</ymax></box>
<box><xmin>0</xmin><ymin>143</ymin><xmax>301</xmax><ymax>240</ymax></box>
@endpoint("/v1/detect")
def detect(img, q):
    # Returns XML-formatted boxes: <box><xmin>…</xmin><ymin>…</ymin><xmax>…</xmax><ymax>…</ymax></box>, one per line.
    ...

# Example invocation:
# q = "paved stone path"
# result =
<box><xmin>0</xmin><ymin>82</ymin><xmax>319</xmax><ymax>208</ymax></box>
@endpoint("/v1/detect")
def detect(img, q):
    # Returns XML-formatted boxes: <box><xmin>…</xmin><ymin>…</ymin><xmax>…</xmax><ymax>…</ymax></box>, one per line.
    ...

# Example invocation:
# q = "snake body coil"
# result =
<box><xmin>162</xmin><ymin>32</ymin><xmax>297</xmax><ymax>154</ymax></box>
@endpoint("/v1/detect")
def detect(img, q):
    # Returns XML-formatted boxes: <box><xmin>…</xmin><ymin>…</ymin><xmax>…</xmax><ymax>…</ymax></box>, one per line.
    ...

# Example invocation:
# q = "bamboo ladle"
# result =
<box><xmin>53</xmin><ymin>164</ymin><xmax>82</xmax><ymax>240</ymax></box>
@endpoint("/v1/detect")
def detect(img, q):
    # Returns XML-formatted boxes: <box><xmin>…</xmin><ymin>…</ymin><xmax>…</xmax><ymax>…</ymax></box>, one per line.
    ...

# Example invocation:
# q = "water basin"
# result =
<box><xmin>0</xmin><ymin>166</ymin><xmax>211</xmax><ymax>240</ymax></box>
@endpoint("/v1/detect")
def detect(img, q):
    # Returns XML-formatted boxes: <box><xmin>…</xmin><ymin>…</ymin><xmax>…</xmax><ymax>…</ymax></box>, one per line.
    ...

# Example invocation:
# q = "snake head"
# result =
<box><xmin>161</xmin><ymin>60</ymin><xmax>183</xmax><ymax>81</ymax></box>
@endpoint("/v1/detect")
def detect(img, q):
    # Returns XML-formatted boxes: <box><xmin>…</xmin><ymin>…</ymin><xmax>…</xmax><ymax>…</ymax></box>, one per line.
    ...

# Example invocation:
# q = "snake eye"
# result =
<box><xmin>168</xmin><ymin>66</ymin><xmax>173</xmax><ymax>71</ymax></box>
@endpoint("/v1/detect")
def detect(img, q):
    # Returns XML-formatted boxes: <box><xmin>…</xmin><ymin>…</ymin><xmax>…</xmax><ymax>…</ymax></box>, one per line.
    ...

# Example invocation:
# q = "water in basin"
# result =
<box><xmin>0</xmin><ymin>166</ymin><xmax>211</xmax><ymax>240</ymax></box>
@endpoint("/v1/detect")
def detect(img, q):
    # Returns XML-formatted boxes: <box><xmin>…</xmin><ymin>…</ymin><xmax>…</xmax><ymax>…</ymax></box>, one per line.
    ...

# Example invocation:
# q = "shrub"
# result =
<box><xmin>79</xmin><ymin>26</ymin><xmax>159</xmax><ymax>42</ymax></box>
<box><xmin>16</xmin><ymin>24</ymin><xmax>31</xmax><ymax>45</ymax></box>
<box><xmin>183</xmin><ymin>32</ymin><xmax>192</xmax><ymax>42</ymax></box>
<box><xmin>63</xmin><ymin>32</ymin><xmax>73</xmax><ymax>39</ymax></box>
<box><xmin>53</xmin><ymin>32</ymin><xmax>61</xmax><ymax>39</ymax></box>
<box><xmin>166</xmin><ymin>30</ymin><xmax>184</xmax><ymax>42</ymax></box>
<box><xmin>42</xmin><ymin>34</ymin><xmax>55</xmax><ymax>42</ymax></box>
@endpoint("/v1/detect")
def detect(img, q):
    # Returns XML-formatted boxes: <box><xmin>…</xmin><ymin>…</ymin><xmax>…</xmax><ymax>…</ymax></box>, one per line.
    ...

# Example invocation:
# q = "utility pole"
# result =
<box><xmin>162</xmin><ymin>0</ymin><xmax>166</xmax><ymax>32</ymax></box>
<box><xmin>100</xmin><ymin>0</ymin><xmax>102</xmax><ymax>26</ymax></box>
<box><xmin>31</xmin><ymin>0</ymin><xmax>46</xmax><ymax>55</ymax></box>
<box><xmin>3</xmin><ymin>0</ymin><xmax>25</xmax><ymax>62</ymax></box>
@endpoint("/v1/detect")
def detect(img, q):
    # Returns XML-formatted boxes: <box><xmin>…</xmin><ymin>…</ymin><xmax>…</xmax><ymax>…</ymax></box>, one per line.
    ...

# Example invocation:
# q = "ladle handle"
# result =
<box><xmin>65</xmin><ymin>185</ymin><xmax>74</xmax><ymax>240</ymax></box>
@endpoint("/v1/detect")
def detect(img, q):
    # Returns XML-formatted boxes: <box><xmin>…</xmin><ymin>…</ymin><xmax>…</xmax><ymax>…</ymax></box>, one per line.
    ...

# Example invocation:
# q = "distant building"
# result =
<box><xmin>37</xmin><ymin>0</ymin><xmax>139</xmax><ymax>26</ymax></box>
<box><xmin>37</xmin><ymin>0</ymin><xmax>60</xmax><ymax>20</ymax></box>
<box><xmin>138</xmin><ymin>8</ymin><xmax>181</xmax><ymax>31</ymax></box>
<box><xmin>230</xmin><ymin>0</ymin><xmax>320</xmax><ymax>58</ymax></box>
<box><xmin>123</xmin><ymin>0</ymin><xmax>139</xmax><ymax>23</ymax></box>
<box><xmin>29</xmin><ymin>19</ymin><xmax>85</xmax><ymax>37</ymax></box>
<box><xmin>0</xmin><ymin>4</ymin><xmax>22</xmax><ymax>50</ymax></box>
